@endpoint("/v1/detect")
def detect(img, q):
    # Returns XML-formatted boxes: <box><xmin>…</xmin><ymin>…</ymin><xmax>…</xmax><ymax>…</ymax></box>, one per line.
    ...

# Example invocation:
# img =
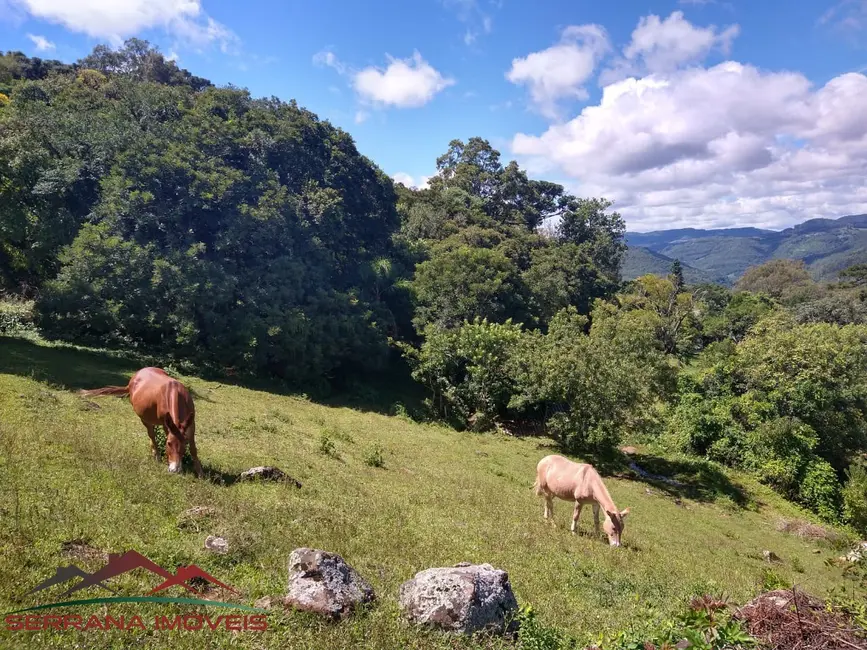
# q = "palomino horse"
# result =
<box><xmin>533</xmin><ymin>454</ymin><xmax>630</xmax><ymax>546</ymax></box>
<box><xmin>80</xmin><ymin>367</ymin><xmax>203</xmax><ymax>478</ymax></box>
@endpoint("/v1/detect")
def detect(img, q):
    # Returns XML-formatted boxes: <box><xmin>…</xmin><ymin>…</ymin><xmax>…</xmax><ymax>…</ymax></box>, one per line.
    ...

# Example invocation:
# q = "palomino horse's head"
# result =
<box><xmin>602</xmin><ymin>508</ymin><xmax>630</xmax><ymax>547</ymax></box>
<box><xmin>166</xmin><ymin>414</ymin><xmax>194</xmax><ymax>474</ymax></box>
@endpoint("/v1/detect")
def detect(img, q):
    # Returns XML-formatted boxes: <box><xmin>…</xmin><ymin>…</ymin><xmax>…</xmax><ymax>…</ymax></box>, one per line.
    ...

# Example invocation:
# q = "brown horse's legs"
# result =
<box><xmin>188</xmin><ymin>429</ymin><xmax>203</xmax><ymax>479</ymax></box>
<box><xmin>144</xmin><ymin>424</ymin><xmax>160</xmax><ymax>461</ymax></box>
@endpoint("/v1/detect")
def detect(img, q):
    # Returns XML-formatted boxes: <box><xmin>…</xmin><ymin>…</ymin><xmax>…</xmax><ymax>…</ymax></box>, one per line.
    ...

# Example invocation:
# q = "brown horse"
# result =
<box><xmin>80</xmin><ymin>367</ymin><xmax>203</xmax><ymax>478</ymax></box>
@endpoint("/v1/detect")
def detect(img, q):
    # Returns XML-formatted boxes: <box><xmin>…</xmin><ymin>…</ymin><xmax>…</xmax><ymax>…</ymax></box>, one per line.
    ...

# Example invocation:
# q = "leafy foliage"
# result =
<box><xmin>401</xmin><ymin>318</ymin><xmax>526</xmax><ymax>430</ymax></box>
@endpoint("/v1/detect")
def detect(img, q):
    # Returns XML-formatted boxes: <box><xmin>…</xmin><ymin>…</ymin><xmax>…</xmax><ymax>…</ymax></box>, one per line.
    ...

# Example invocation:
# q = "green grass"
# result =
<box><xmin>0</xmin><ymin>336</ymin><xmax>858</xmax><ymax>649</ymax></box>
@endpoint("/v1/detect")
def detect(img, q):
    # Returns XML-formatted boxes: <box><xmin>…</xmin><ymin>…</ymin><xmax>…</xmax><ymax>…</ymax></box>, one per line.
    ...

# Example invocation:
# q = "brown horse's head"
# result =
<box><xmin>166</xmin><ymin>413</ymin><xmax>194</xmax><ymax>474</ymax></box>
<box><xmin>602</xmin><ymin>508</ymin><xmax>630</xmax><ymax>547</ymax></box>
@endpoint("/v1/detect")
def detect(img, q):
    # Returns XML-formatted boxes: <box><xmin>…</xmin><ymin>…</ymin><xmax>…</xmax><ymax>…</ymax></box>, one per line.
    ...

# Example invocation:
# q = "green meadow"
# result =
<box><xmin>0</xmin><ymin>335</ymin><xmax>856</xmax><ymax>649</ymax></box>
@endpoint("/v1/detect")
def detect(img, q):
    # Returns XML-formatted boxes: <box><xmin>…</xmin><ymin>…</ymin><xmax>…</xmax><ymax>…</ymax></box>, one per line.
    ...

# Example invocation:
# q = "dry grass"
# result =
<box><xmin>775</xmin><ymin>519</ymin><xmax>841</xmax><ymax>543</ymax></box>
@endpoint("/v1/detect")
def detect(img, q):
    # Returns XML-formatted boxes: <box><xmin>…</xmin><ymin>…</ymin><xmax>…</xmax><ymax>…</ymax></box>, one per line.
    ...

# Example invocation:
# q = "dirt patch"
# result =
<box><xmin>61</xmin><ymin>540</ymin><xmax>108</xmax><ymax>563</ymax></box>
<box><xmin>776</xmin><ymin>518</ymin><xmax>838</xmax><ymax>542</ymax></box>
<box><xmin>734</xmin><ymin>588</ymin><xmax>866</xmax><ymax>650</ymax></box>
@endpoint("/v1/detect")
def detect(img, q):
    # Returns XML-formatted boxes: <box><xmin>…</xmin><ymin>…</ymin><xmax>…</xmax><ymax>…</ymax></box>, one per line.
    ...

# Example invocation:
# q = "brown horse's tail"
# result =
<box><xmin>79</xmin><ymin>385</ymin><xmax>129</xmax><ymax>398</ymax></box>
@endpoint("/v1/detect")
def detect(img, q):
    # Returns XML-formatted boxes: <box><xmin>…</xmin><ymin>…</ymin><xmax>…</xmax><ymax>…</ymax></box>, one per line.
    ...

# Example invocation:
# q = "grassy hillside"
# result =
<box><xmin>625</xmin><ymin>214</ymin><xmax>867</xmax><ymax>284</ymax></box>
<box><xmin>0</xmin><ymin>335</ymin><xmax>857</xmax><ymax>649</ymax></box>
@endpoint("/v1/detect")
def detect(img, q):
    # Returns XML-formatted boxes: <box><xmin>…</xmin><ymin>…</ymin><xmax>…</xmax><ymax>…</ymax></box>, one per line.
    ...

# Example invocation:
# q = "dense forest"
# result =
<box><xmin>1</xmin><ymin>41</ymin><xmax>866</xmax><ymax>535</ymax></box>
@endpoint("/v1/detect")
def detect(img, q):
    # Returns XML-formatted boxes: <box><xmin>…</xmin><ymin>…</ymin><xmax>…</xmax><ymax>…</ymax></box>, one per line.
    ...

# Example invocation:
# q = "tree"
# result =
<box><xmin>603</xmin><ymin>274</ymin><xmax>701</xmax><ymax>356</ymax></box>
<box><xmin>556</xmin><ymin>197</ymin><xmax>626</xmax><ymax>279</ymax></box>
<box><xmin>401</xmin><ymin>318</ymin><xmax>527</xmax><ymax>429</ymax></box>
<box><xmin>512</xmin><ymin>306</ymin><xmax>672</xmax><ymax>453</ymax></box>
<box><xmin>735</xmin><ymin>259</ymin><xmax>819</xmax><ymax>305</ymax></box>
<box><xmin>839</xmin><ymin>263</ymin><xmax>867</xmax><ymax>287</ymax></box>
<box><xmin>670</xmin><ymin>259</ymin><xmax>685</xmax><ymax>291</ymax></box>
<box><xmin>411</xmin><ymin>244</ymin><xmax>527</xmax><ymax>331</ymax></box>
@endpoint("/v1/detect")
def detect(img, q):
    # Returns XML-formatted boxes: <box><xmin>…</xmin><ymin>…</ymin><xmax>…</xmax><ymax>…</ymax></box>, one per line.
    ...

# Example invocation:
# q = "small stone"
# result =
<box><xmin>177</xmin><ymin>506</ymin><xmax>219</xmax><ymax>531</ymax></box>
<box><xmin>184</xmin><ymin>505</ymin><xmax>218</xmax><ymax>519</ymax></box>
<box><xmin>238</xmin><ymin>466</ymin><xmax>301</xmax><ymax>488</ymax></box>
<box><xmin>204</xmin><ymin>535</ymin><xmax>229</xmax><ymax>554</ymax></box>
<box><xmin>254</xmin><ymin>596</ymin><xmax>274</xmax><ymax>610</ymax></box>
<box><xmin>763</xmin><ymin>550</ymin><xmax>782</xmax><ymax>563</ymax></box>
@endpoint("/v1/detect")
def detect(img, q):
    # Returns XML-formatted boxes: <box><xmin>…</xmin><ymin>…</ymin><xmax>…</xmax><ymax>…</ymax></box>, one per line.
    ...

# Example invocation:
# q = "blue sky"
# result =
<box><xmin>3</xmin><ymin>0</ymin><xmax>867</xmax><ymax>231</ymax></box>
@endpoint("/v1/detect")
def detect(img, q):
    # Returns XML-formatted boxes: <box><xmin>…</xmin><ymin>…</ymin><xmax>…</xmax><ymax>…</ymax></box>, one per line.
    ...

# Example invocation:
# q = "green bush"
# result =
<box><xmin>798</xmin><ymin>459</ymin><xmax>843</xmax><ymax>523</ymax></box>
<box><xmin>363</xmin><ymin>444</ymin><xmax>385</xmax><ymax>468</ymax></box>
<box><xmin>318</xmin><ymin>432</ymin><xmax>336</xmax><ymax>458</ymax></box>
<box><xmin>0</xmin><ymin>298</ymin><xmax>36</xmax><ymax>335</ymax></box>
<box><xmin>843</xmin><ymin>462</ymin><xmax>867</xmax><ymax>534</ymax></box>
<box><xmin>401</xmin><ymin>317</ymin><xmax>527</xmax><ymax>430</ymax></box>
<box><xmin>513</xmin><ymin>306</ymin><xmax>673</xmax><ymax>453</ymax></box>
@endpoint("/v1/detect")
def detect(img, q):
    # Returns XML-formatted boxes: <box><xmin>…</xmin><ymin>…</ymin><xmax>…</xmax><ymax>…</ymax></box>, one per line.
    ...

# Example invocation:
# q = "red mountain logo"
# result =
<box><xmin>22</xmin><ymin>549</ymin><xmax>239</xmax><ymax>600</ymax></box>
<box><xmin>5</xmin><ymin>548</ymin><xmax>267</xmax><ymax>634</ymax></box>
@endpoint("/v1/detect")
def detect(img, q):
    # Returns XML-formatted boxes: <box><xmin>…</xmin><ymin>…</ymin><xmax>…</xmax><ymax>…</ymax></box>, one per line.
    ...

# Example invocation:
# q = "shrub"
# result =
<box><xmin>798</xmin><ymin>459</ymin><xmax>843</xmax><ymax>523</ymax></box>
<box><xmin>0</xmin><ymin>298</ymin><xmax>36</xmax><ymax>335</ymax></box>
<box><xmin>743</xmin><ymin>417</ymin><xmax>818</xmax><ymax>499</ymax></box>
<box><xmin>843</xmin><ymin>462</ymin><xmax>867</xmax><ymax>535</ymax></box>
<box><xmin>318</xmin><ymin>432</ymin><xmax>336</xmax><ymax>457</ymax></box>
<box><xmin>513</xmin><ymin>306</ymin><xmax>674</xmax><ymax>454</ymax></box>
<box><xmin>363</xmin><ymin>444</ymin><xmax>385</xmax><ymax>468</ymax></box>
<box><xmin>401</xmin><ymin>318</ymin><xmax>527</xmax><ymax>430</ymax></box>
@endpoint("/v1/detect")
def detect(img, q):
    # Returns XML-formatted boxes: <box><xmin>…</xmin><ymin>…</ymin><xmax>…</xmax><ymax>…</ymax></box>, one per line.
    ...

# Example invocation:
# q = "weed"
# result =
<box><xmin>363</xmin><ymin>444</ymin><xmax>385</xmax><ymax>468</ymax></box>
<box><xmin>318</xmin><ymin>431</ymin><xmax>337</xmax><ymax>457</ymax></box>
<box><xmin>760</xmin><ymin>568</ymin><xmax>788</xmax><ymax>592</ymax></box>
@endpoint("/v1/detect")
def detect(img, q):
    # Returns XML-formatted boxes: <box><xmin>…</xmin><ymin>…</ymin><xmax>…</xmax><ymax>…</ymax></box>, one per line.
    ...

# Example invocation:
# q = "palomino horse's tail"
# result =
<box><xmin>532</xmin><ymin>477</ymin><xmax>543</xmax><ymax>496</ymax></box>
<box><xmin>79</xmin><ymin>385</ymin><xmax>129</xmax><ymax>398</ymax></box>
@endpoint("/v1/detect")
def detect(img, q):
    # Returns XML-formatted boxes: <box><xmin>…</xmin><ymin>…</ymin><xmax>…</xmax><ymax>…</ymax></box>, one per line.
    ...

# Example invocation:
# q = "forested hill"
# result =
<box><xmin>624</xmin><ymin>214</ymin><xmax>867</xmax><ymax>285</ymax></box>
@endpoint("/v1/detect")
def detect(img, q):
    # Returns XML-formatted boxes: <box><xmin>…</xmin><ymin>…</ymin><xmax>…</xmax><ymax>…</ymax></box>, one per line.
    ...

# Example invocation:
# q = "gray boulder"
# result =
<box><xmin>285</xmin><ymin>548</ymin><xmax>374</xmax><ymax>618</ymax></box>
<box><xmin>398</xmin><ymin>562</ymin><xmax>518</xmax><ymax>635</ymax></box>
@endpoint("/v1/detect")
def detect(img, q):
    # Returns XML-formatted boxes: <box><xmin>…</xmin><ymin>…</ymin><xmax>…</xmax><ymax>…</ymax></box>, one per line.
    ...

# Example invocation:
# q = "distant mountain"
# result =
<box><xmin>623</xmin><ymin>214</ymin><xmax>867</xmax><ymax>285</ymax></box>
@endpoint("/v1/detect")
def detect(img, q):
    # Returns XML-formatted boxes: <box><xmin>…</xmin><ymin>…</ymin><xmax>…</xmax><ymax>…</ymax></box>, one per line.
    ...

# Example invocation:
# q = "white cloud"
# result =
<box><xmin>393</xmin><ymin>172</ymin><xmax>431</xmax><ymax>190</ymax></box>
<box><xmin>601</xmin><ymin>11</ymin><xmax>738</xmax><ymax>84</ymax></box>
<box><xmin>442</xmin><ymin>0</ymin><xmax>494</xmax><ymax>46</ymax></box>
<box><xmin>506</xmin><ymin>24</ymin><xmax>610</xmax><ymax>119</ymax></box>
<box><xmin>511</xmin><ymin>57</ymin><xmax>867</xmax><ymax>230</ymax></box>
<box><xmin>313</xmin><ymin>49</ymin><xmax>346</xmax><ymax>75</ymax></box>
<box><xmin>26</xmin><ymin>33</ymin><xmax>55</xmax><ymax>51</ymax></box>
<box><xmin>354</xmin><ymin>110</ymin><xmax>370</xmax><ymax>124</ymax></box>
<box><xmin>11</xmin><ymin>0</ymin><xmax>237</xmax><ymax>51</ymax></box>
<box><xmin>353</xmin><ymin>51</ymin><xmax>454</xmax><ymax>109</ymax></box>
<box><xmin>820</xmin><ymin>0</ymin><xmax>867</xmax><ymax>45</ymax></box>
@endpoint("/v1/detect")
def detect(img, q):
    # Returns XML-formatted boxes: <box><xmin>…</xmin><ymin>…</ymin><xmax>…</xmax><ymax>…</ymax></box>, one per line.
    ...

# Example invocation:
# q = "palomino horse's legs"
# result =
<box><xmin>543</xmin><ymin>495</ymin><xmax>554</xmax><ymax>522</ymax></box>
<box><xmin>144</xmin><ymin>423</ymin><xmax>160</xmax><ymax>461</ymax></box>
<box><xmin>592</xmin><ymin>503</ymin><xmax>601</xmax><ymax>537</ymax></box>
<box><xmin>571</xmin><ymin>502</ymin><xmax>583</xmax><ymax>534</ymax></box>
